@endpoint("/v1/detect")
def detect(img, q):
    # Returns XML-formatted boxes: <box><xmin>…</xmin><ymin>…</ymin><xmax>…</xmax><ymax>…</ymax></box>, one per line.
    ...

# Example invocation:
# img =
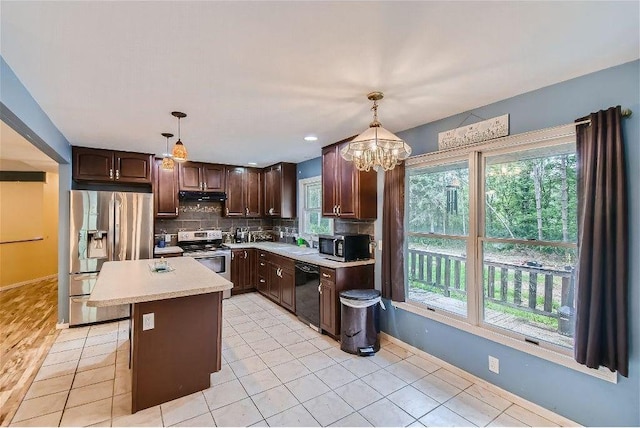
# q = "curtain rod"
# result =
<box><xmin>574</xmin><ymin>108</ymin><xmax>632</xmax><ymax>126</ymax></box>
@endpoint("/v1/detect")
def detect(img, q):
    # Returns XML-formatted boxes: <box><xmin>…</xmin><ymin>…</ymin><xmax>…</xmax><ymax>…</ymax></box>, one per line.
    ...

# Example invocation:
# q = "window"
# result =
<box><xmin>405</xmin><ymin>128</ymin><xmax>578</xmax><ymax>354</ymax></box>
<box><xmin>299</xmin><ymin>176</ymin><xmax>333</xmax><ymax>236</ymax></box>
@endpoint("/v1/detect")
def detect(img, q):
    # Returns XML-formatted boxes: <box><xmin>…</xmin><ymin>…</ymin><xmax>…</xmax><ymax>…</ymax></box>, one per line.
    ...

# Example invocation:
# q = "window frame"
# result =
<box><xmin>401</xmin><ymin>124</ymin><xmax>616</xmax><ymax>381</ymax></box>
<box><xmin>298</xmin><ymin>175</ymin><xmax>333</xmax><ymax>237</ymax></box>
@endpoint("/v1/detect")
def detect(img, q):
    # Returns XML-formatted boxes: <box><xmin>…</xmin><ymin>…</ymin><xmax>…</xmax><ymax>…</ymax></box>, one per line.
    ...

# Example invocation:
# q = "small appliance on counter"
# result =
<box><xmin>318</xmin><ymin>233</ymin><xmax>371</xmax><ymax>262</ymax></box>
<box><xmin>69</xmin><ymin>190</ymin><xmax>154</xmax><ymax>326</ymax></box>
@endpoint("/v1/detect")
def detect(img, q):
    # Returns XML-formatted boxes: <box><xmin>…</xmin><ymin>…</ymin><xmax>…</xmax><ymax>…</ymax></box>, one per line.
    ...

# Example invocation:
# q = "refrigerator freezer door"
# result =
<box><xmin>113</xmin><ymin>192</ymin><xmax>154</xmax><ymax>262</ymax></box>
<box><xmin>69</xmin><ymin>296</ymin><xmax>130</xmax><ymax>326</ymax></box>
<box><xmin>69</xmin><ymin>272</ymin><xmax>99</xmax><ymax>296</ymax></box>
<box><xmin>69</xmin><ymin>190</ymin><xmax>114</xmax><ymax>274</ymax></box>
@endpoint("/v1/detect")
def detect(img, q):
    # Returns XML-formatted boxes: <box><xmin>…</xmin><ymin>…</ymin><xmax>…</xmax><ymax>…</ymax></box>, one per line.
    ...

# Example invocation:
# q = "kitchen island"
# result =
<box><xmin>87</xmin><ymin>257</ymin><xmax>232</xmax><ymax>413</ymax></box>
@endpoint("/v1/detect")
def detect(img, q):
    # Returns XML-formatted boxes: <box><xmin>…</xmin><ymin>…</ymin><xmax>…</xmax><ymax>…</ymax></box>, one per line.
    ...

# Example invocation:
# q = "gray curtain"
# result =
<box><xmin>382</xmin><ymin>163</ymin><xmax>405</xmax><ymax>301</ymax></box>
<box><xmin>574</xmin><ymin>106</ymin><xmax>628</xmax><ymax>377</ymax></box>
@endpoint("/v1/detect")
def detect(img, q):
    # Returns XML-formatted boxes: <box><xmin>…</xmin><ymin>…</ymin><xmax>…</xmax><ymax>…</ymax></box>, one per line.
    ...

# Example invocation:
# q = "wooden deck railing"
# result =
<box><xmin>407</xmin><ymin>248</ymin><xmax>575</xmax><ymax>320</ymax></box>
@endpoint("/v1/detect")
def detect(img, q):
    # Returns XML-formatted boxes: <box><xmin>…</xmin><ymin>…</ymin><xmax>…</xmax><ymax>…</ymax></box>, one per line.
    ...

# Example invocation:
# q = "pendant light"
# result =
<box><xmin>171</xmin><ymin>111</ymin><xmax>188</xmax><ymax>162</ymax></box>
<box><xmin>341</xmin><ymin>92</ymin><xmax>411</xmax><ymax>172</ymax></box>
<box><xmin>160</xmin><ymin>132</ymin><xmax>174</xmax><ymax>170</ymax></box>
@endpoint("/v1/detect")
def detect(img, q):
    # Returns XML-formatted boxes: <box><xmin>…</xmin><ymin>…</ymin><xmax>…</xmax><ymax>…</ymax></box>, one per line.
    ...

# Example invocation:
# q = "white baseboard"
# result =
<box><xmin>380</xmin><ymin>332</ymin><xmax>581</xmax><ymax>427</ymax></box>
<box><xmin>0</xmin><ymin>274</ymin><xmax>57</xmax><ymax>292</ymax></box>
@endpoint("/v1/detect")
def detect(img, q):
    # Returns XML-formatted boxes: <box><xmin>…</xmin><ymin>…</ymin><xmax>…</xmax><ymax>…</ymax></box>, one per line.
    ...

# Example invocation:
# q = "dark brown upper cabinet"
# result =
<box><xmin>178</xmin><ymin>162</ymin><xmax>225</xmax><ymax>192</ymax></box>
<box><xmin>153</xmin><ymin>158</ymin><xmax>179</xmax><ymax>218</ymax></box>
<box><xmin>72</xmin><ymin>146</ymin><xmax>152</xmax><ymax>184</ymax></box>
<box><xmin>322</xmin><ymin>138</ymin><xmax>377</xmax><ymax>219</ymax></box>
<box><xmin>264</xmin><ymin>162</ymin><xmax>296</xmax><ymax>218</ymax></box>
<box><xmin>225</xmin><ymin>167</ymin><xmax>262</xmax><ymax>217</ymax></box>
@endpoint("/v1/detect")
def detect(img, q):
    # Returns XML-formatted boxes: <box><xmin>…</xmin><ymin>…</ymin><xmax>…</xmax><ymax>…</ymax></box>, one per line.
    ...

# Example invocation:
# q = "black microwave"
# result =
<box><xmin>318</xmin><ymin>234</ymin><xmax>371</xmax><ymax>262</ymax></box>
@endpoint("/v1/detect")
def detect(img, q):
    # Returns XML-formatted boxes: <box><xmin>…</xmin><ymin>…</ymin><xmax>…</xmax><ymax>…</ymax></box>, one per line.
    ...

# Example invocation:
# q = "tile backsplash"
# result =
<box><xmin>155</xmin><ymin>201</ymin><xmax>274</xmax><ymax>235</ymax></box>
<box><xmin>154</xmin><ymin>201</ymin><xmax>375</xmax><ymax>242</ymax></box>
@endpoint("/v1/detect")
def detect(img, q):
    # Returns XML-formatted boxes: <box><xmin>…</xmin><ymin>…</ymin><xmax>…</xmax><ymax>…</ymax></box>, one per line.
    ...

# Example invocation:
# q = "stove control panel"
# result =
<box><xmin>178</xmin><ymin>230</ymin><xmax>223</xmax><ymax>242</ymax></box>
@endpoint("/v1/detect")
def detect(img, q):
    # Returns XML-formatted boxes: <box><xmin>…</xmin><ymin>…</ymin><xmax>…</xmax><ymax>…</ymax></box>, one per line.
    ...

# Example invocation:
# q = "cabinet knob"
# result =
<box><xmin>245</xmin><ymin>207</ymin><xmax>249</xmax><ymax>215</ymax></box>
<box><xmin>203</xmin><ymin>182</ymin><xmax>207</xmax><ymax>190</ymax></box>
<box><xmin>115</xmin><ymin>170</ymin><xmax>120</xmax><ymax>180</ymax></box>
<box><xmin>260</xmin><ymin>279</ymin><xmax>266</xmax><ymax>283</ymax></box>
<box><xmin>318</xmin><ymin>284</ymin><xmax>322</xmax><ymax>294</ymax></box>
<box><xmin>244</xmin><ymin>250</ymin><xmax>247</xmax><ymax>258</ymax></box>
<box><xmin>333</xmin><ymin>205</ymin><xmax>337</xmax><ymax>215</ymax></box>
<box><xmin>225</xmin><ymin>207</ymin><xmax>229</xmax><ymax>215</ymax></box>
<box><xmin>260</xmin><ymin>262</ymin><xmax>265</xmax><ymax>266</ymax></box>
<box><xmin>109</xmin><ymin>169</ymin><xmax>114</xmax><ymax>179</ymax></box>
<box><xmin>322</xmin><ymin>272</ymin><xmax>330</xmax><ymax>278</ymax></box>
<box><xmin>336</xmin><ymin>205</ymin><xmax>341</xmax><ymax>216</ymax></box>
<box><xmin>175</xmin><ymin>207</ymin><xmax>178</xmax><ymax>215</ymax></box>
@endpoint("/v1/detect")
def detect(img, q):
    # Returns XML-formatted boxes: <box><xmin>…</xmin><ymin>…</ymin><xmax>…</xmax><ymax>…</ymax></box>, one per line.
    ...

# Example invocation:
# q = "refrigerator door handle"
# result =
<box><xmin>113</xmin><ymin>198</ymin><xmax>121</xmax><ymax>260</ymax></box>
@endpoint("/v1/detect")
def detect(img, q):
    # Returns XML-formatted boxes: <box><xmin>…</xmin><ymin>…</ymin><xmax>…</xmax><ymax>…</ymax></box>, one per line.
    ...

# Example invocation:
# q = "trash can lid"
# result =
<box><xmin>339</xmin><ymin>289</ymin><xmax>381</xmax><ymax>301</ymax></box>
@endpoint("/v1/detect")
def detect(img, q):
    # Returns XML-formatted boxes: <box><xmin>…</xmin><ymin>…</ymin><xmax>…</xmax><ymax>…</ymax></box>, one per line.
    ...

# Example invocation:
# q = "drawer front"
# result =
<box><xmin>69</xmin><ymin>296</ymin><xmax>130</xmax><ymax>326</ymax></box>
<box><xmin>257</xmin><ymin>259</ymin><xmax>269</xmax><ymax>278</ymax></box>
<box><xmin>319</xmin><ymin>267</ymin><xmax>336</xmax><ymax>283</ymax></box>
<box><xmin>69</xmin><ymin>273</ymin><xmax>99</xmax><ymax>296</ymax></box>
<box><xmin>270</xmin><ymin>253</ymin><xmax>294</xmax><ymax>269</ymax></box>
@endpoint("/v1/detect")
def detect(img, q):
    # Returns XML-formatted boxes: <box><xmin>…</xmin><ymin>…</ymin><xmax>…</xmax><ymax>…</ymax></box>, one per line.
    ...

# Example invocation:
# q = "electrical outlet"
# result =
<box><xmin>488</xmin><ymin>356</ymin><xmax>499</xmax><ymax>374</ymax></box>
<box><xmin>142</xmin><ymin>313</ymin><xmax>155</xmax><ymax>331</ymax></box>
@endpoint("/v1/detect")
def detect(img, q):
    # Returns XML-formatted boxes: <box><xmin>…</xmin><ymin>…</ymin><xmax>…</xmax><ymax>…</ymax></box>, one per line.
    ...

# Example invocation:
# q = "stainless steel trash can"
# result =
<box><xmin>339</xmin><ymin>289</ymin><xmax>382</xmax><ymax>356</ymax></box>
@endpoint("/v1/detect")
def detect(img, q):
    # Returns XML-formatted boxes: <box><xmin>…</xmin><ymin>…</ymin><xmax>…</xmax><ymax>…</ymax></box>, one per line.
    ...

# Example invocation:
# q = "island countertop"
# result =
<box><xmin>87</xmin><ymin>257</ymin><xmax>232</xmax><ymax>307</ymax></box>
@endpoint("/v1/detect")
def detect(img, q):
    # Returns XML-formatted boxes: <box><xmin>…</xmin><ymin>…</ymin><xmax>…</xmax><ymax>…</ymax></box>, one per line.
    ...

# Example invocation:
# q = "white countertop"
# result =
<box><xmin>87</xmin><ymin>257</ymin><xmax>233</xmax><ymax>307</ymax></box>
<box><xmin>154</xmin><ymin>246</ymin><xmax>183</xmax><ymax>256</ymax></box>
<box><xmin>225</xmin><ymin>242</ymin><xmax>375</xmax><ymax>268</ymax></box>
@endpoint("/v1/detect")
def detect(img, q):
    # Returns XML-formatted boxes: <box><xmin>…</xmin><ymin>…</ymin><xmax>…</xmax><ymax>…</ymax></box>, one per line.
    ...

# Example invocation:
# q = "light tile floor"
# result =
<box><xmin>10</xmin><ymin>292</ymin><xmax>570</xmax><ymax>427</ymax></box>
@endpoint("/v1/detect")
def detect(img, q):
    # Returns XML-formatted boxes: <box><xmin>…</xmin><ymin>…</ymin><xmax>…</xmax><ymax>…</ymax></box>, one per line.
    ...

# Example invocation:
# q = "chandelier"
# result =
<box><xmin>171</xmin><ymin>111</ymin><xmax>188</xmax><ymax>162</ymax></box>
<box><xmin>340</xmin><ymin>92</ymin><xmax>411</xmax><ymax>172</ymax></box>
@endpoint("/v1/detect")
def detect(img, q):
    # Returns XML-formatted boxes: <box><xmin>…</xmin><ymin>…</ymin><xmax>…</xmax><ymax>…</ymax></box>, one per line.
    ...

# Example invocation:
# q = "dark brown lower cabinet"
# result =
<box><xmin>319</xmin><ymin>276</ymin><xmax>336</xmax><ymax>334</ymax></box>
<box><xmin>319</xmin><ymin>264</ymin><xmax>375</xmax><ymax>339</ymax></box>
<box><xmin>251</xmin><ymin>249</ymin><xmax>374</xmax><ymax>337</ymax></box>
<box><xmin>231</xmin><ymin>249</ymin><xmax>255</xmax><ymax>294</ymax></box>
<box><xmin>279</xmin><ymin>264</ymin><xmax>295</xmax><ymax>313</ymax></box>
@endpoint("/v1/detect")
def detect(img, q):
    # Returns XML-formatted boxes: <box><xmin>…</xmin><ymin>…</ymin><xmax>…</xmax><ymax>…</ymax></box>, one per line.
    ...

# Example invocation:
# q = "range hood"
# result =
<box><xmin>178</xmin><ymin>191</ymin><xmax>226</xmax><ymax>202</ymax></box>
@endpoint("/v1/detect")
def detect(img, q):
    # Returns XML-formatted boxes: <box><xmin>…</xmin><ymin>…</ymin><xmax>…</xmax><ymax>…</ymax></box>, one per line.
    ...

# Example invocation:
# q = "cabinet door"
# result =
<box><xmin>153</xmin><ymin>158</ymin><xmax>179</xmax><ymax>218</ymax></box>
<box><xmin>203</xmin><ymin>164</ymin><xmax>225</xmax><ymax>192</ymax></box>
<box><xmin>268</xmin><ymin>264</ymin><xmax>281</xmax><ymax>303</ymax></box>
<box><xmin>245</xmin><ymin>249</ymin><xmax>255</xmax><ymax>290</ymax></box>
<box><xmin>179</xmin><ymin>162</ymin><xmax>203</xmax><ymax>191</ymax></box>
<box><xmin>264</xmin><ymin>165</ymin><xmax>281</xmax><ymax>217</ymax></box>
<box><xmin>73</xmin><ymin>147</ymin><xmax>114</xmax><ymax>182</ymax></box>
<box><xmin>245</xmin><ymin>168</ymin><xmax>262</xmax><ymax>217</ymax></box>
<box><xmin>225</xmin><ymin>167</ymin><xmax>246</xmax><ymax>216</ymax></box>
<box><xmin>279</xmin><ymin>267</ymin><xmax>295</xmax><ymax>312</ymax></box>
<box><xmin>321</xmin><ymin>146</ymin><xmax>338</xmax><ymax>217</ymax></box>
<box><xmin>319</xmin><ymin>279</ymin><xmax>336</xmax><ymax>335</ymax></box>
<box><xmin>114</xmin><ymin>152</ymin><xmax>152</xmax><ymax>184</ymax></box>
<box><xmin>336</xmin><ymin>149</ymin><xmax>357</xmax><ymax>218</ymax></box>
<box><xmin>231</xmin><ymin>250</ymin><xmax>245</xmax><ymax>292</ymax></box>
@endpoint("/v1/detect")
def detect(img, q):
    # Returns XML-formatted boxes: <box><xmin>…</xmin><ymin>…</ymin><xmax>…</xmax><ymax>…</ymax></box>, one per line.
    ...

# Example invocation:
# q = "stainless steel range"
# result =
<box><xmin>177</xmin><ymin>230</ymin><xmax>232</xmax><ymax>299</ymax></box>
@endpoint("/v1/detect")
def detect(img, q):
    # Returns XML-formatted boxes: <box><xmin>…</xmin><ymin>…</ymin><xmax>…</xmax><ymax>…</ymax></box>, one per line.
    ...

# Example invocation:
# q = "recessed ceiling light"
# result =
<box><xmin>248</xmin><ymin>162</ymin><xmax>258</xmax><ymax>166</ymax></box>
<box><xmin>304</xmin><ymin>135</ymin><xmax>318</xmax><ymax>142</ymax></box>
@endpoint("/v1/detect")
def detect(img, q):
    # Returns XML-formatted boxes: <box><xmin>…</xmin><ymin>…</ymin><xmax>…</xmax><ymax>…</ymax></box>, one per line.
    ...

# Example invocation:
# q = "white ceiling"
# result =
<box><xmin>1</xmin><ymin>1</ymin><xmax>638</xmax><ymax>167</ymax></box>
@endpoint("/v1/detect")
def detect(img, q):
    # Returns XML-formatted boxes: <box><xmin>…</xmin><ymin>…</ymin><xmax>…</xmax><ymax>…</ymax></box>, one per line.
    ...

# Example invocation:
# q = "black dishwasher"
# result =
<box><xmin>295</xmin><ymin>262</ymin><xmax>320</xmax><ymax>330</ymax></box>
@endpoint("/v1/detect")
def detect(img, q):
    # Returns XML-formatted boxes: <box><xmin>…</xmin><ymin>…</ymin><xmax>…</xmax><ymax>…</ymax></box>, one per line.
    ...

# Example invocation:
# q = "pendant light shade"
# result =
<box><xmin>341</xmin><ymin>92</ymin><xmax>411</xmax><ymax>172</ymax></box>
<box><xmin>161</xmin><ymin>132</ymin><xmax>174</xmax><ymax>170</ymax></box>
<box><xmin>171</xmin><ymin>111</ymin><xmax>188</xmax><ymax>162</ymax></box>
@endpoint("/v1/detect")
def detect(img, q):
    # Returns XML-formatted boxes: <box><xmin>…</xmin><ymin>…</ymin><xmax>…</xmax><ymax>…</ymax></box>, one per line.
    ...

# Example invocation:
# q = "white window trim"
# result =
<box><xmin>403</xmin><ymin>123</ymin><xmax>617</xmax><ymax>382</ymax></box>
<box><xmin>298</xmin><ymin>176</ymin><xmax>333</xmax><ymax>237</ymax></box>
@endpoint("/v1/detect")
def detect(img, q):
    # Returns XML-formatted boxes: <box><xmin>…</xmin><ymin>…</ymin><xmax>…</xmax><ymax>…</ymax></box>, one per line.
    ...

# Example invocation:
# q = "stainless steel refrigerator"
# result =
<box><xmin>69</xmin><ymin>190</ymin><xmax>154</xmax><ymax>326</ymax></box>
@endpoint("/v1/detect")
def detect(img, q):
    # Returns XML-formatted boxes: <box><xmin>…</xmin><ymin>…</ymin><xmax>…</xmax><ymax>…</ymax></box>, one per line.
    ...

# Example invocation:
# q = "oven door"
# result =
<box><xmin>189</xmin><ymin>253</ymin><xmax>232</xmax><ymax>298</ymax></box>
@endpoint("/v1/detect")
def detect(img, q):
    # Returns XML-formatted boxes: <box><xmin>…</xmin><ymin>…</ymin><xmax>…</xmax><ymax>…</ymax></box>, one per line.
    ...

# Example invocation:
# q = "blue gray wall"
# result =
<box><xmin>384</xmin><ymin>60</ymin><xmax>640</xmax><ymax>426</ymax></box>
<box><xmin>296</xmin><ymin>157</ymin><xmax>322</xmax><ymax>181</ymax></box>
<box><xmin>1</xmin><ymin>57</ymin><xmax>72</xmax><ymax>324</ymax></box>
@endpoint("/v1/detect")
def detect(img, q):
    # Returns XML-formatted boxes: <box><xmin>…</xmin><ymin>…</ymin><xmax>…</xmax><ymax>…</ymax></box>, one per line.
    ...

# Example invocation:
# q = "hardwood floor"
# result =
<box><xmin>0</xmin><ymin>277</ymin><xmax>59</xmax><ymax>426</ymax></box>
